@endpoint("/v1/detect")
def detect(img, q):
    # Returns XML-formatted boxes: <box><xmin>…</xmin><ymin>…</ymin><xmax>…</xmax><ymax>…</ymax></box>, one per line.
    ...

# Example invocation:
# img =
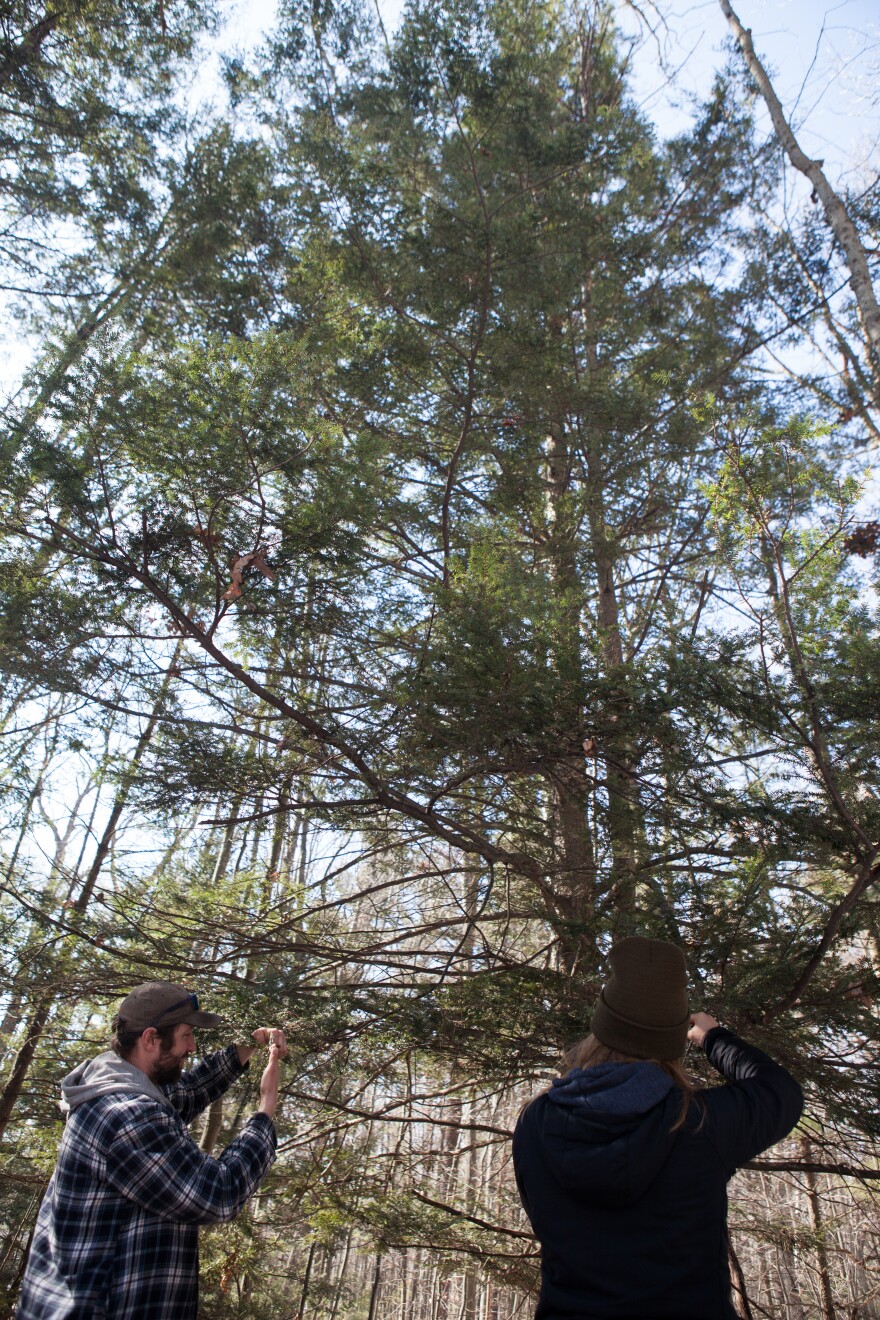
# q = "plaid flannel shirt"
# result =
<box><xmin>17</xmin><ymin>1045</ymin><xmax>276</xmax><ymax>1320</ymax></box>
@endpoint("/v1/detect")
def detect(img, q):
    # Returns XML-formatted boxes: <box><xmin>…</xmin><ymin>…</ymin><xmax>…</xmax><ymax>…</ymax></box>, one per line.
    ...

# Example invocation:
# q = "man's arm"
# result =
<box><xmin>165</xmin><ymin>1028</ymin><xmax>287</xmax><ymax>1124</ymax></box>
<box><xmin>106</xmin><ymin>1107</ymin><xmax>276</xmax><ymax>1225</ymax></box>
<box><xmin>106</xmin><ymin>1044</ymin><xmax>284</xmax><ymax>1225</ymax></box>
<box><xmin>163</xmin><ymin>1045</ymin><xmax>246</xmax><ymax>1124</ymax></box>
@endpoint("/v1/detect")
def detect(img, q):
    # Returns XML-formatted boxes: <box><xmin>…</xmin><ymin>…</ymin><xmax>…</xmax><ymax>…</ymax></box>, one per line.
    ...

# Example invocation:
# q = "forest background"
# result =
<box><xmin>1</xmin><ymin>0</ymin><xmax>880</xmax><ymax>1315</ymax></box>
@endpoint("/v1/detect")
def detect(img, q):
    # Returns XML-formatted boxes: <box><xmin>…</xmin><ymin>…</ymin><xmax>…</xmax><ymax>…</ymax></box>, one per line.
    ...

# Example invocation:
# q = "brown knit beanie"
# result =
<box><xmin>589</xmin><ymin>936</ymin><xmax>690</xmax><ymax>1061</ymax></box>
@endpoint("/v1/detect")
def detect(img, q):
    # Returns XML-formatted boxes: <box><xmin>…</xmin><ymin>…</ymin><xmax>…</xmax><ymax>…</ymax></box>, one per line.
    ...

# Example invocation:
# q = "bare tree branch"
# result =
<box><xmin>720</xmin><ymin>0</ymin><xmax>880</xmax><ymax>400</ymax></box>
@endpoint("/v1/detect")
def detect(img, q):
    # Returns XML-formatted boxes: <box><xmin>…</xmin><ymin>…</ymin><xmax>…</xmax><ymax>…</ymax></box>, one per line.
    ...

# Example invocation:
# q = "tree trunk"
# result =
<box><xmin>0</xmin><ymin>997</ymin><xmax>53</xmax><ymax>1138</ymax></box>
<box><xmin>366</xmin><ymin>1253</ymin><xmax>383</xmax><ymax>1320</ymax></box>
<box><xmin>720</xmin><ymin>0</ymin><xmax>880</xmax><ymax>397</ymax></box>
<box><xmin>0</xmin><ymin>655</ymin><xmax>179</xmax><ymax>1135</ymax></box>
<box><xmin>727</xmin><ymin>1238</ymin><xmax>754</xmax><ymax>1320</ymax></box>
<box><xmin>73</xmin><ymin>645</ymin><xmax>182</xmax><ymax>914</ymax></box>
<box><xmin>579</xmin><ymin>282</ymin><xmax>644</xmax><ymax>934</ymax></box>
<box><xmin>199</xmin><ymin>1097</ymin><xmax>224</xmax><ymax>1152</ymax></box>
<box><xmin>803</xmin><ymin>1137</ymin><xmax>838</xmax><ymax>1320</ymax></box>
<box><xmin>0</xmin><ymin>11</ymin><xmax>61</xmax><ymax>92</ymax></box>
<box><xmin>296</xmin><ymin>1240</ymin><xmax>317</xmax><ymax>1320</ymax></box>
<box><xmin>544</xmin><ymin>414</ymin><xmax>599</xmax><ymax>973</ymax></box>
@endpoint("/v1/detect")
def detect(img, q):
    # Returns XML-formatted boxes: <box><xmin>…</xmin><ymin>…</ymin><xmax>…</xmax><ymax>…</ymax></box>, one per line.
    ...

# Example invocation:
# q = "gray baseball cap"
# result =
<box><xmin>116</xmin><ymin>982</ymin><xmax>223</xmax><ymax>1031</ymax></box>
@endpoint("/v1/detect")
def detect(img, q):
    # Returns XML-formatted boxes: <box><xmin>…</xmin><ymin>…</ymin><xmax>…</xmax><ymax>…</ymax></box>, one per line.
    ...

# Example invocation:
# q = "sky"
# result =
<box><xmin>623</xmin><ymin>0</ymin><xmax>879</xmax><ymax>185</ymax></box>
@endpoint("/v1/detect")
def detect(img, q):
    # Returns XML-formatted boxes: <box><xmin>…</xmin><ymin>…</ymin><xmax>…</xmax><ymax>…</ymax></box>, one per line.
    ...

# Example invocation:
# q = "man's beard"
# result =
<box><xmin>152</xmin><ymin>1052</ymin><xmax>185</xmax><ymax>1086</ymax></box>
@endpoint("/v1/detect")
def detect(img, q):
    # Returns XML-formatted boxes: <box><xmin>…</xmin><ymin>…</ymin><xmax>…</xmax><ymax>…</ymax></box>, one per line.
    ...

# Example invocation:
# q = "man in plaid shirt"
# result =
<box><xmin>17</xmin><ymin>981</ymin><xmax>285</xmax><ymax>1319</ymax></box>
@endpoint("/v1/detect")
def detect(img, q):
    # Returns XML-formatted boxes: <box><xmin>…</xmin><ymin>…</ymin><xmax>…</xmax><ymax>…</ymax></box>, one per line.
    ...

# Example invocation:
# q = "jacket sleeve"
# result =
<box><xmin>162</xmin><ymin>1045</ymin><xmax>247</xmax><ymax>1123</ymax></box>
<box><xmin>701</xmin><ymin>1026</ymin><xmax>803</xmax><ymax>1175</ymax></box>
<box><xmin>104</xmin><ymin>1104</ymin><xmax>277</xmax><ymax>1225</ymax></box>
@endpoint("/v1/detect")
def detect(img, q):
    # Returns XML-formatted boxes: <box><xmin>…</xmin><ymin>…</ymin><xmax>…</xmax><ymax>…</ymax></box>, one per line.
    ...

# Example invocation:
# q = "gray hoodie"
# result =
<box><xmin>61</xmin><ymin>1050</ymin><xmax>173</xmax><ymax>1113</ymax></box>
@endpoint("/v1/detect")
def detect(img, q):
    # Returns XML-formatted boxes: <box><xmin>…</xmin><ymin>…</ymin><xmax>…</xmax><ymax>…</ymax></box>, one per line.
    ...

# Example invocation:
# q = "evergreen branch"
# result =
<box><xmin>746</xmin><ymin>1158</ymin><xmax>880</xmax><ymax>1182</ymax></box>
<box><xmin>408</xmin><ymin>1187</ymin><xmax>534</xmax><ymax>1240</ymax></box>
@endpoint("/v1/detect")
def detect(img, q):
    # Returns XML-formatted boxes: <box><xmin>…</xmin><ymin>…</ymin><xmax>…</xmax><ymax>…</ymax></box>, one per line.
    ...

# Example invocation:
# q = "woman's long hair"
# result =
<box><xmin>558</xmin><ymin>1033</ymin><xmax>703</xmax><ymax>1132</ymax></box>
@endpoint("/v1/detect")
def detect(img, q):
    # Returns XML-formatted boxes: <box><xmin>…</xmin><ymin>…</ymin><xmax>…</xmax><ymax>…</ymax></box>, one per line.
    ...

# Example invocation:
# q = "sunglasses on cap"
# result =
<box><xmin>151</xmin><ymin>992</ymin><xmax>200</xmax><ymax>1028</ymax></box>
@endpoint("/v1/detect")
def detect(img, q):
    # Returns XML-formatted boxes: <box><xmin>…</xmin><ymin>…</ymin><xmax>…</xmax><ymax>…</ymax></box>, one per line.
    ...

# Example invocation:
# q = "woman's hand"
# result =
<box><xmin>687</xmin><ymin>1012</ymin><xmax>719</xmax><ymax>1049</ymax></box>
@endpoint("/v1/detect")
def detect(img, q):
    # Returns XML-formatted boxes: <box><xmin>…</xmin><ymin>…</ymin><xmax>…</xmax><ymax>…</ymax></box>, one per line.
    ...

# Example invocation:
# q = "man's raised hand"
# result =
<box><xmin>250</xmin><ymin>1027</ymin><xmax>288</xmax><ymax>1057</ymax></box>
<box><xmin>236</xmin><ymin>1027</ymin><xmax>288</xmax><ymax>1067</ymax></box>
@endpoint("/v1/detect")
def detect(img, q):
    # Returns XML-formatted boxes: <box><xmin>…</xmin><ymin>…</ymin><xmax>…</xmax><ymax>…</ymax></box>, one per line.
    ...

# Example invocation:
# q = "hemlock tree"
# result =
<box><xmin>7</xmin><ymin>0</ymin><xmax>778</xmax><ymax>985</ymax></box>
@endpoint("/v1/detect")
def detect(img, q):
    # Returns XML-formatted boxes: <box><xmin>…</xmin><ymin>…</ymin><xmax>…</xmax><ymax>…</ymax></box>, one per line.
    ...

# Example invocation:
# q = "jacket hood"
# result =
<box><xmin>61</xmin><ymin>1050</ymin><xmax>173</xmax><ymax>1113</ymax></box>
<box><xmin>538</xmin><ymin>1062</ymin><xmax>681</xmax><ymax>1208</ymax></box>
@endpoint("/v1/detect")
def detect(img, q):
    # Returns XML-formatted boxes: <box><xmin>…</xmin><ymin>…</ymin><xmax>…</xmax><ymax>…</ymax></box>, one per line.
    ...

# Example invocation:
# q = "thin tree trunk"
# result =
<box><xmin>367</xmin><ymin>1253</ymin><xmax>383</xmax><ymax>1320</ymax></box>
<box><xmin>0</xmin><ymin>11</ymin><xmax>60</xmax><ymax>91</ymax></box>
<box><xmin>328</xmin><ymin>1229</ymin><xmax>354</xmax><ymax>1320</ymax></box>
<box><xmin>0</xmin><ymin>997</ymin><xmax>52</xmax><ymax>1137</ymax></box>
<box><xmin>803</xmin><ymin>1138</ymin><xmax>838</xmax><ymax>1320</ymax></box>
<box><xmin>579</xmin><ymin>281</ymin><xmax>643</xmax><ymax>934</ymax></box>
<box><xmin>0</xmin><ymin>656</ymin><xmax>179</xmax><ymax>1135</ymax></box>
<box><xmin>720</xmin><ymin>0</ymin><xmax>880</xmax><ymax>394</ymax></box>
<box><xmin>199</xmin><ymin>1097</ymin><xmax>224</xmax><ymax>1152</ymax></box>
<box><xmin>728</xmin><ymin>1238</ymin><xmax>754</xmax><ymax>1320</ymax></box>
<box><xmin>0</xmin><ymin>721</ymin><xmax>63</xmax><ymax>1066</ymax></box>
<box><xmin>543</xmin><ymin>404</ymin><xmax>598</xmax><ymax>972</ymax></box>
<box><xmin>297</xmin><ymin>1240</ymin><xmax>317</xmax><ymax>1320</ymax></box>
<box><xmin>73</xmin><ymin>645</ymin><xmax>182</xmax><ymax>914</ymax></box>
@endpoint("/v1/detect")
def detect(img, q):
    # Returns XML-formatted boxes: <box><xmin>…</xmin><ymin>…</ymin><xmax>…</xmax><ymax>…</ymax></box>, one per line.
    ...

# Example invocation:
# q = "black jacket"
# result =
<box><xmin>512</xmin><ymin>1028</ymin><xmax>803</xmax><ymax>1320</ymax></box>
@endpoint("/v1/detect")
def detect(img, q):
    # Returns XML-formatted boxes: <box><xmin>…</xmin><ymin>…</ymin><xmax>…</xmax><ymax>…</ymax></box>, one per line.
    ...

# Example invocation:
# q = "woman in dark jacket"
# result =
<box><xmin>512</xmin><ymin>936</ymin><xmax>803</xmax><ymax>1320</ymax></box>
